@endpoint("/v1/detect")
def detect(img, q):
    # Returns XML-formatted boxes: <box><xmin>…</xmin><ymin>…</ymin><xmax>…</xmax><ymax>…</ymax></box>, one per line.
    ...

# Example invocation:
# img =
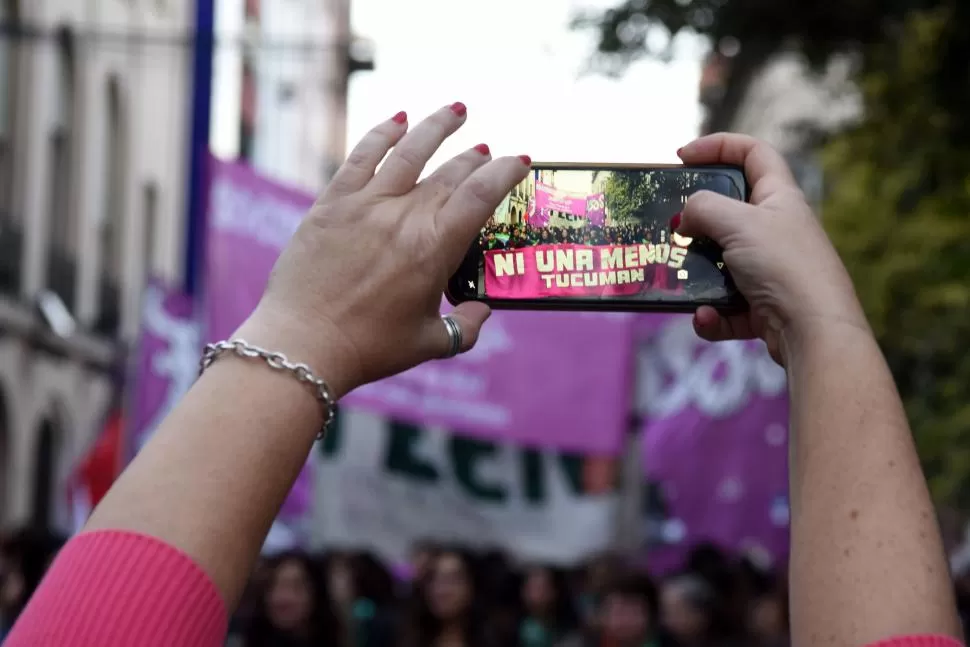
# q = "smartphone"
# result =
<box><xmin>446</xmin><ymin>163</ymin><xmax>748</xmax><ymax>312</ymax></box>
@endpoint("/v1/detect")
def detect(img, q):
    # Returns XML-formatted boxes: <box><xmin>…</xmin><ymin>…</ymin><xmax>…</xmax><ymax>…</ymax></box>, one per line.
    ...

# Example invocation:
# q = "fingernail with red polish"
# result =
<box><xmin>474</xmin><ymin>143</ymin><xmax>490</xmax><ymax>156</ymax></box>
<box><xmin>518</xmin><ymin>155</ymin><xmax>532</xmax><ymax>167</ymax></box>
<box><xmin>391</xmin><ymin>111</ymin><xmax>407</xmax><ymax>124</ymax></box>
<box><xmin>670</xmin><ymin>212</ymin><xmax>682</xmax><ymax>230</ymax></box>
<box><xmin>450</xmin><ymin>102</ymin><xmax>467</xmax><ymax>117</ymax></box>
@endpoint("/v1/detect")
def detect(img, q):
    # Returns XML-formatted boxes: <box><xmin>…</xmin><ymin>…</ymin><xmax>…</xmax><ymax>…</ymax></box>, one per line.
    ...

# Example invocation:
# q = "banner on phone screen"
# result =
<box><xmin>531</xmin><ymin>183</ymin><xmax>606</xmax><ymax>227</ymax></box>
<box><xmin>485</xmin><ymin>242</ymin><xmax>688</xmax><ymax>298</ymax></box>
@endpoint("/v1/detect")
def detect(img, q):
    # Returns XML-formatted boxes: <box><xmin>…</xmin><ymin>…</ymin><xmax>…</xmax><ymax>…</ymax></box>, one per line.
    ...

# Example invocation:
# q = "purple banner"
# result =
<box><xmin>637</xmin><ymin>315</ymin><xmax>790</xmax><ymax>572</ymax></box>
<box><xmin>204</xmin><ymin>156</ymin><xmax>635</xmax><ymax>454</ymax></box>
<box><xmin>128</xmin><ymin>281</ymin><xmax>200</xmax><ymax>455</ymax></box>
<box><xmin>347</xmin><ymin>308</ymin><xmax>634</xmax><ymax>454</ymax></box>
<box><xmin>586</xmin><ymin>193</ymin><xmax>606</xmax><ymax>226</ymax></box>
<box><xmin>535</xmin><ymin>183</ymin><xmax>586</xmax><ymax>216</ymax></box>
<box><xmin>130</xmin><ymin>278</ymin><xmax>314</xmax><ymax>530</ymax></box>
<box><xmin>205</xmin><ymin>156</ymin><xmax>311</xmax><ymax>342</ymax></box>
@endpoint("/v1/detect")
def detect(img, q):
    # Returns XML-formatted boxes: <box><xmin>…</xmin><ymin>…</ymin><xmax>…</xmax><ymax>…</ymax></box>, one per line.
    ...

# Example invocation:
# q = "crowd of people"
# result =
<box><xmin>227</xmin><ymin>541</ymin><xmax>796</xmax><ymax>647</ymax></box>
<box><xmin>3</xmin><ymin>527</ymin><xmax>795</xmax><ymax>647</ymax></box>
<box><xmin>480</xmin><ymin>221</ymin><xmax>663</xmax><ymax>250</ymax></box>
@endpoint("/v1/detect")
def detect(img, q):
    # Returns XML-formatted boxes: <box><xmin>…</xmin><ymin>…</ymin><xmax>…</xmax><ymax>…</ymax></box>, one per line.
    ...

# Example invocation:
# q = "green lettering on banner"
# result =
<box><xmin>558</xmin><ymin>454</ymin><xmax>585</xmax><ymax>496</ymax></box>
<box><xmin>450</xmin><ymin>436</ymin><xmax>507</xmax><ymax>503</ymax></box>
<box><xmin>385</xmin><ymin>422</ymin><xmax>439</xmax><ymax>483</ymax></box>
<box><xmin>318</xmin><ymin>410</ymin><xmax>344</xmax><ymax>458</ymax></box>
<box><xmin>521</xmin><ymin>449</ymin><xmax>545</xmax><ymax>504</ymax></box>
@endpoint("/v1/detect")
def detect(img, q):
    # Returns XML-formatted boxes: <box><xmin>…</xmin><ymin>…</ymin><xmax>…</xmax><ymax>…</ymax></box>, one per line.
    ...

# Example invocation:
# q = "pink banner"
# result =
<box><xmin>531</xmin><ymin>184</ymin><xmax>606</xmax><ymax>227</ymax></box>
<box><xmin>484</xmin><ymin>243</ymin><xmax>685</xmax><ymax>298</ymax></box>
<box><xmin>535</xmin><ymin>183</ymin><xmax>586</xmax><ymax>217</ymax></box>
<box><xmin>637</xmin><ymin>315</ymin><xmax>790</xmax><ymax>573</ymax></box>
<box><xmin>204</xmin><ymin>156</ymin><xmax>636</xmax><ymax>454</ymax></box>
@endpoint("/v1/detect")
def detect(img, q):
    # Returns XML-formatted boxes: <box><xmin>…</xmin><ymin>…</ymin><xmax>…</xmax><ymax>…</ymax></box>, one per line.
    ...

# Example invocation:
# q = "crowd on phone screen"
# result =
<box><xmin>480</xmin><ymin>221</ymin><xmax>663</xmax><ymax>250</ymax></box>
<box><xmin>5</xmin><ymin>525</ymin><xmax>963</xmax><ymax>647</ymax></box>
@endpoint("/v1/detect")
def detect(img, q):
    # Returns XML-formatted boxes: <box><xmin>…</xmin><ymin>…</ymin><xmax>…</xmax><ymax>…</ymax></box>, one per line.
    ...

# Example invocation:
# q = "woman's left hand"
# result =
<box><xmin>237</xmin><ymin>104</ymin><xmax>530</xmax><ymax>397</ymax></box>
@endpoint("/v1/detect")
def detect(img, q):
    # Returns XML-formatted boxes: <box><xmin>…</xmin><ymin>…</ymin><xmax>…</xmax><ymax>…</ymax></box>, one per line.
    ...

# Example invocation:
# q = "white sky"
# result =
<box><xmin>347</xmin><ymin>0</ymin><xmax>708</xmax><ymax>173</ymax></box>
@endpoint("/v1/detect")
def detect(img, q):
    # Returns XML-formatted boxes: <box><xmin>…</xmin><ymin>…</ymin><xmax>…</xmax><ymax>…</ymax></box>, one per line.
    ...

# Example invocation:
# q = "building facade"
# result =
<box><xmin>211</xmin><ymin>0</ymin><xmax>371</xmax><ymax>192</ymax></box>
<box><xmin>0</xmin><ymin>0</ymin><xmax>192</xmax><ymax>531</ymax></box>
<box><xmin>698</xmin><ymin>50</ymin><xmax>863</xmax><ymax>207</ymax></box>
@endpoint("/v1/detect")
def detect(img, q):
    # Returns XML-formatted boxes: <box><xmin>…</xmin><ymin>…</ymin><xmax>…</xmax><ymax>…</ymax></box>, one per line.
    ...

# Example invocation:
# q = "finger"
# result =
<box><xmin>426</xmin><ymin>302</ymin><xmax>492</xmax><ymax>359</ymax></box>
<box><xmin>323</xmin><ymin>111</ymin><xmax>409</xmax><ymax>199</ymax></box>
<box><xmin>436</xmin><ymin>155</ymin><xmax>531</xmax><ymax>267</ymax></box>
<box><xmin>371</xmin><ymin>102</ymin><xmax>468</xmax><ymax>195</ymax></box>
<box><xmin>420</xmin><ymin>143</ymin><xmax>492</xmax><ymax>207</ymax></box>
<box><xmin>675</xmin><ymin>189</ymin><xmax>752</xmax><ymax>245</ymax></box>
<box><xmin>677</xmin><ymin>133</ymin><xmax>797</xmax><ymax>203</ymax></box>
<box><xmin>692</xmin><ymin>306</ymin><xmax>757</xmax><ymax>343</ymax></box>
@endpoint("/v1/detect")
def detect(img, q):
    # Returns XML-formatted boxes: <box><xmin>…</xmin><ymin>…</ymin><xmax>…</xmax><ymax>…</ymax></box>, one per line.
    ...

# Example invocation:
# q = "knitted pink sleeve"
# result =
<box><xmin>867</xmin><ymin>637</ymin><xmax>963</xmax><ymax>647</ymax></box>
<box><xmin>3</xmin><ymin>530</ymin><xmax>227</xmax><ymax>647</ymax></box>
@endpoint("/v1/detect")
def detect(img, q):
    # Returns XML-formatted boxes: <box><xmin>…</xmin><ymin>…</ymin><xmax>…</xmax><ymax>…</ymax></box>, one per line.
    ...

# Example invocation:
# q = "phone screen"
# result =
<box><xmin>450</xmin><ymin>165</ymin><xmax>746</xmax><ymax>311</ymax></box>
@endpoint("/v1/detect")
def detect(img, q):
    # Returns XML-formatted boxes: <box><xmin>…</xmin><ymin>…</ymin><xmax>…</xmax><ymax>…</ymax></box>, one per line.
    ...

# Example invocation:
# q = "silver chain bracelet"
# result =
<box><xmin>199</xmin><ymin>339</ymin><xmax>337</xmax><ymax>440</ymax></box>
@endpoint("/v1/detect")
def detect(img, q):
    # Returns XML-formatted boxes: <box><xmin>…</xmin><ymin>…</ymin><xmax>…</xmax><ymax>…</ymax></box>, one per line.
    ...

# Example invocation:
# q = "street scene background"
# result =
<box><xmin>2</xmin><ymin>0</ymin><xmax>970</xmax><ymax>645</ymax></box>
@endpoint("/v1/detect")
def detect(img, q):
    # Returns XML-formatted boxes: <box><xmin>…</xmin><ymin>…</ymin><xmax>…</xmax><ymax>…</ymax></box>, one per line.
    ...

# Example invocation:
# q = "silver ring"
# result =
<box><xmin>441</xmin><ymin>314</ymin><xmax>463</xmax><ymax>359</ymax></box>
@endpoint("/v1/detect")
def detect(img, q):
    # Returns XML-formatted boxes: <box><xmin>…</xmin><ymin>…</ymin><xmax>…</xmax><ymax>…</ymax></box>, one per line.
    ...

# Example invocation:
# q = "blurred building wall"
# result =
<box><xmin>699</xmin><ymin>50</ymin><xmax>863</xmax><ymax>208</ymax></box>
<box><xmin>212</xmin><ymin>0</ymin><xmax>361</xmax><ymax>192</ymax></box>
<box><xmin>0</xmin><ymin>0</ymin><xmax>192</xmax><ymax>532</ymax></box>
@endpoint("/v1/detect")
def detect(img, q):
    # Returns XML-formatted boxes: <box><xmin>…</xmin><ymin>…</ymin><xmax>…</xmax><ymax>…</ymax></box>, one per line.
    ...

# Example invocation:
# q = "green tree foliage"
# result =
<box><xmin>821</xmin><ymin>8</ymin><xmax>970</xmax><ymax>505</ymax></box>
<box><xmin>602</xmin><ymin>170</ymin><xmax>711</xmax><ymax>222</ymax></box>
<box><xmin>580</xmin><ymin>0</ymin><xmax>970</xmax><ymax>504</ymax></box>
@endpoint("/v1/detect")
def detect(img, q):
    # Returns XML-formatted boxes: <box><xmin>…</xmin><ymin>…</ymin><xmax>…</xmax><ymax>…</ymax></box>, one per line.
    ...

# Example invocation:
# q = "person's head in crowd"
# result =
<box><xmin>685</xmin><ymin>543</ymin><xmax>745</xmax><ymax>639</ymax></box>
<box><xmin>402</xmin><ymin>547</ymin><xmax>490</xmax><ymax>647</ymax></box>
<box><xmin>660</xmin><ymin>573</ymin><xmax>719</xmax><ymax>647</ymax></box>
<box><xmin>353</xmin><ymin>550</ymin><xmax>395</xmax><ymax>609</ymax></box>
<box><xmin>0</xmin><ymin>528</ymin><xmax>64</xmax><ymax>633</ymax></box>
<box><xmin>746</xmin><ymin>580</ymin><xmax>789</xmax><ymax>647</ymax></box>
<box><xmin>325</xmin><ymin>551</ymin><xmax>356</xmax><ymax>611</ymax></box>
<box><xmin>409</xmin><ymin>540</ymin><xmax>439</xmax><ymax>584</ymax></box>
<box><xmin>244</xmin><ymin>549</ymin><xmax>340</xmax><ymax>647</ymax></box>
<box><xmin>585</xmin><ymin>551</ymin><xmax>622</xmax><ymax>598</ymax></box>
<box><xmin>599</xmin><ymin>573</ymin><xmax>661</xmax><ymax>647</ymax></box>
<box><xmin>520</xmin><ymin>564</ymin><xmax>579</xmax><ymax>644</ymax></box>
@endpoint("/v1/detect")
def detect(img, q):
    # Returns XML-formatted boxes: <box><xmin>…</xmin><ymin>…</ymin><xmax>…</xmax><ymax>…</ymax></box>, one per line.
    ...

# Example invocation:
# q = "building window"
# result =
<box><xmin>0</xmin><ymin>0</ymin><xmax>18</xmax><ymax>224</ymax></box>
<box><xmin>0</xmin><ymin>388</ymin><xmax>8</xmax><ymax>522</ymax></box>
<box><xmin>31</xmin><ymin>415</ymin><xmax>61</xmax><ymax>530</ymax></box>
<box><xmin>45</xmin><ymin>27</ymin><xmax>76</xmax><ymax>312</ymax></box>
<box><xmin>0</xmin><ymin>0</ymin><xmax>22</xmax><ymax>296</ymax></box>
<box><xmin>142</xmin><ymin>182</ymin><xmax>158</xmax><ymax>286</ymax></box>
<box><xmin>95</xmin><ymin>77</ymin><xmax>124</xmax><ymax>336</ymax></box>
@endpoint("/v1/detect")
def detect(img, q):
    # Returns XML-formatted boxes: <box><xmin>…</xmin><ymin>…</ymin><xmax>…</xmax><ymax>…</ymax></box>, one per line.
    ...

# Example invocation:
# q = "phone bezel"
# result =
<box><xmin>445</xmin><ymin>162</ymin><xmax>750</xmax><ymax>314</ymax></box>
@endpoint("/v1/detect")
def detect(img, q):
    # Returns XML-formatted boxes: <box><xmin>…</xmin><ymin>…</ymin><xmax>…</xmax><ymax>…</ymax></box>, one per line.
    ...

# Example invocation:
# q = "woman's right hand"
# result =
<box><xmin>674</xmin><ymin>133</ymin><xmax>869</xmax><ymax>364</ymax></box>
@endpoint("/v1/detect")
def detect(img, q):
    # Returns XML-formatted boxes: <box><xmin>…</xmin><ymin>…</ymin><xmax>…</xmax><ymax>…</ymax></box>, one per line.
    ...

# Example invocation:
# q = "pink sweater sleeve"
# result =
<box><xmin>869</xmin><ymin>637</ymin><xmax>964</xmax><ymax>647</ymax></box>
<box><xmin>3</xmin><ymin>530</ymin><xmax>227</xmax><ymax>647</ymax></box>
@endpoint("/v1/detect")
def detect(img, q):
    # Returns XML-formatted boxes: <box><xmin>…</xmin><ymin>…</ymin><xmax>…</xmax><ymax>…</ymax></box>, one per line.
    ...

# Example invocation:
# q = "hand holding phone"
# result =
<box><xmin>447</xmin><ymin>163</ymin><xmax>748</xmax><ymax>313</ymax></box>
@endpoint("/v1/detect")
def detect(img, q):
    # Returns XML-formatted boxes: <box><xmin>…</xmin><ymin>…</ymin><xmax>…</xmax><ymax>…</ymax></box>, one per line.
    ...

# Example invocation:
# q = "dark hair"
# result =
<box><xmin>749</xmin><ymin>575</ymin><xmax>790</xmax><ymax>634</ymax></box>
<box><xmin>604</xmin><ymin>572</ymin><xmax>661</xmax><ymax>622</ymax></box>
<box><xmin>242</xmin><ymin>550</ymin><xmax>341</xmax><ymax>647</ymax></box>
<box><xmin>665</xmin><ymin>574</ymin><xmax>717</xmax><ymax>613</ymax></box>
<box><xmin>0</xmin><ymin>527</ymin><xmax>65</xmax><ymax>619</ymax></box>
<box><xmin>353</xmin><ymin>551</ymin><xmax>395</xmax><ymax>608</ymax></box>
<box><xmin>521</xmin><ymin>564</ymin><xmax>580</xmax><ymax>633</ymax></box>
<box><xmin>399</xmin><ymin>547</ymin><xmax>492</xmax><ymax>647</ymax></box>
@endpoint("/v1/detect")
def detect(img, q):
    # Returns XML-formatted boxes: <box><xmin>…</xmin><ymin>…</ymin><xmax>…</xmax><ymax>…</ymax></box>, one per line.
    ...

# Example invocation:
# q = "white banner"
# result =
<box><xmin>311</xmin><ymin>408</ymin><xmax>619</xmax><ymax>566</ymax></box>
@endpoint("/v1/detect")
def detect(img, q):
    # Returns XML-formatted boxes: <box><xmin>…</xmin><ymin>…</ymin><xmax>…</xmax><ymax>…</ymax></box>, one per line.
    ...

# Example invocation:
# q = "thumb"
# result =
<box><xmin>676</xmin><ymin>190</ymin><xmax>751</xmax><ymax>245</ymax></box>
<box><xmin>425</xmin><ymin>301</ymin><xmax>491</xmax><ymax>360</ymax></box>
